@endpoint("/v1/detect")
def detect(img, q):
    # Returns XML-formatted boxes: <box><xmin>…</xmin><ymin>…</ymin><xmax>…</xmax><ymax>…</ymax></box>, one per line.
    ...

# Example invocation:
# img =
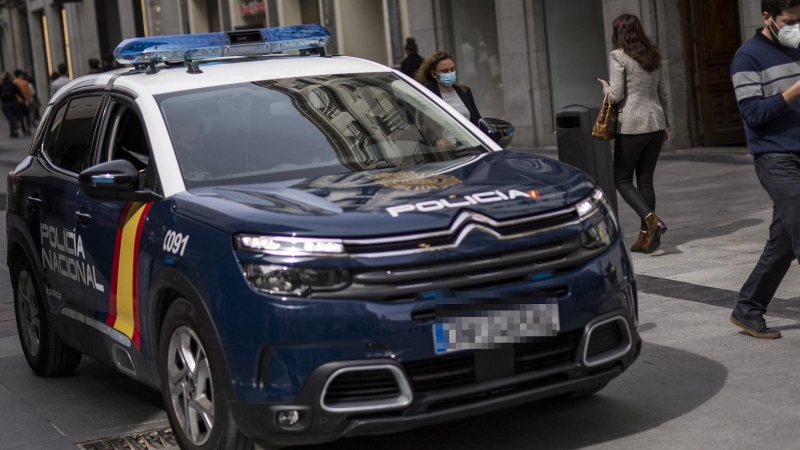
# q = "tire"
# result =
<box><xmin>568</xmin><ymin>381</ymin><xmax>609</xmax><ymax>399</ymax></box>
<box><xmin>158</xmin><ymin>298</ymin><xmax>253</xmax><ymax>450</ymax></box>
<box><xmin>13</xmin><ymin>259</ymin><xmax>82</xmax><ymax>376</ymax></box>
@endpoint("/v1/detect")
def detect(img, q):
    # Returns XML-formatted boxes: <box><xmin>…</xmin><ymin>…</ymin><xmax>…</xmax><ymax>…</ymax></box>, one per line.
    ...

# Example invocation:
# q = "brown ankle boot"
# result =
<box><xmin>643</xmin><ymin>211</ymin><xmax>668</xmax><ymax>254</ymax></box>
<box><xmin>630</xmin><ymin>231</ymin><xmax>647</xmax><ymax>253</ymax></box>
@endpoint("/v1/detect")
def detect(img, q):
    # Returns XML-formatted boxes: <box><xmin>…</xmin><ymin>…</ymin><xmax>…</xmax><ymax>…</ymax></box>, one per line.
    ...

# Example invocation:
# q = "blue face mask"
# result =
<box><xmin>437</xmin><ymin>72</ymin><xmax>457</xmax><ymax>87</ymax></box>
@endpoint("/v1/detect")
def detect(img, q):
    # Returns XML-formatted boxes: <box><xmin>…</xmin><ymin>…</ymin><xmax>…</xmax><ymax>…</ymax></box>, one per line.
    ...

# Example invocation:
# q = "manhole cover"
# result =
<box><xmin>77</xmin><ymin>427</ymin><xmax>178</xmax><ymax>450</ymax></box>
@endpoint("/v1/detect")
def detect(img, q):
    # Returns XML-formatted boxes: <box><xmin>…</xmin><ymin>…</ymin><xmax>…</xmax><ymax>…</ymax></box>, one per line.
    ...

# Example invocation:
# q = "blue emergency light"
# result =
<box><xmin>113</xmin><ymin>24</ymin><xmax>331</xmax><ymax>65</ymax></box>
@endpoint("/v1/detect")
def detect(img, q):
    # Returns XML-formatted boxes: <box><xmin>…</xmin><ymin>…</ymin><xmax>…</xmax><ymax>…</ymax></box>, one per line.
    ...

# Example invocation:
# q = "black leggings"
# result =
<box><xmin>613</xmin><ymin>131</ymin><xmax>665</xmax><ymax>230</ymax></box>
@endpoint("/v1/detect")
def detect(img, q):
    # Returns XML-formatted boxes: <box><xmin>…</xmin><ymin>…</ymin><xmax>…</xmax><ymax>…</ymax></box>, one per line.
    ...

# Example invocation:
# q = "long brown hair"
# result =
<box><xmin>415</xmin><ymin>51</ymin><xmax>467</xmax><ymax>91</ymax></box>
<box><xmin>612</xmin><ymin>14</ymin><xmax>661</xmax><ymax>72</ymax></box>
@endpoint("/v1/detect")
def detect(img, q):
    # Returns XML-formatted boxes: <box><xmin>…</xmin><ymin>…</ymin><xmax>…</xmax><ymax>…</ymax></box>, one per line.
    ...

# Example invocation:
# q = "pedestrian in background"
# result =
<box><xmin>416</xmin><ymin>51</ymin><xmax>482</xmax><ymax>128</ymax></box>
<box><xmin>0</xmin><ymin>72</ymin><xmax>25</xmax><ymax>138</ymax></box>
<box><xmin>25</xmin><ymin>73</ymin><xmax>39</xmax><ymax>126</ymax></box>
<box><xmin>729</xmin><ymin>0</ymin><xmax>800</xmax><ymax>340</ymax></box>
<box><xmin>12</xmin><ymin>70</ymin><xmax>31</xmax><ymax>136</ymax></box>
<box><xmin>101</xmin><ymin>54</ymin><xmax>116</xmax><ymax>72</ymax></box>
<box><xmin>50</xmin><ymin>63</ymin><xmax>70</xmax><ymax>98</ymax></box>
<box><xmin>596</xmin><ymin>14</ymin><xmax>669</xmax><ymax>255</ymax></box>
<box><xmin>400</xmin><ymin>37</ymin><xmax>423</xmax><ymax>78</ymax></box>
<box><xmin>88</xmin><ymin>58</ymin><xmax>102</xmax><ymax>74</ymax></box>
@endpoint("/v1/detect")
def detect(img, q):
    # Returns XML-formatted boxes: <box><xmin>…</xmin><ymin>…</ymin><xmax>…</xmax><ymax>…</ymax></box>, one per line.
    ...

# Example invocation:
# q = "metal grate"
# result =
<box><xmin>403</xmin><ymin>353</ymin><xmax>476</xmax><ymax>394</ymax></box>
<box><xmin>77</xmin><ymin>428</ymin><xmax>178</xmax><ymax>450</ymax></box>
<box><xmin>586</xmin><ymin>321</ymin><xmax>624</xmax><ymax>358</ymax></box>
<box><xmin>514</xmin><ymin>330</ymin><xmax>580</xmax><ymax>374</ymax></box>
<box><xmin>324</xmin><ymin>369</ymin><xmax>401</xmax><ymax>405</ymax></box>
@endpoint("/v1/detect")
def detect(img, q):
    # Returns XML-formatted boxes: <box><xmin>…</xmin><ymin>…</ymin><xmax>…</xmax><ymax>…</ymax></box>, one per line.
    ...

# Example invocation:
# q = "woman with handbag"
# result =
<box><xmin>596</xmin><ymin>13</ymin><xmax>670</xmax><ymax>254</ymax></box>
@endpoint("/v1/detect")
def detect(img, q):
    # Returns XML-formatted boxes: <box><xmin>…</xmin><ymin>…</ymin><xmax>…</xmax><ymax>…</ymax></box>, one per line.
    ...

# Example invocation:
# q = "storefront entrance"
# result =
<box><xmin>683</xmin><ymin>0</ymin><xmax>746</xmax><ymax>146</ymax></box>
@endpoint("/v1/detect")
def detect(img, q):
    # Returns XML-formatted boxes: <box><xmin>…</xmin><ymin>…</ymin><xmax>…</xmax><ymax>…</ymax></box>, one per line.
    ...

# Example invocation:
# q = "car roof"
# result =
<box><xmin>54</xmin><ymin>55</ymin><xmax>393</xmax><ymax>101</ymax></box>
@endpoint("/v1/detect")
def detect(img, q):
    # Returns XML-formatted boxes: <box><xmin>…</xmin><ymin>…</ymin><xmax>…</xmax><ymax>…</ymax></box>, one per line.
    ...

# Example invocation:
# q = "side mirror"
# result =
<box><xmin>79</xmin><ymin>160</ymin><xmax>161</xmax><ymax>202</ymax></box>
<box><xmin>479</xmin><ymin>118</ymin><xmax>515</xmax><ymax>149</ymax></box>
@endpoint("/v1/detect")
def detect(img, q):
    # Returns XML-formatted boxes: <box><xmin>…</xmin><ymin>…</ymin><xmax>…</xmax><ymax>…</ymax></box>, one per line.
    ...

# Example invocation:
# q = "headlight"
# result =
<box><xmin>581</xmin><ymin>214</ymin><xmax>620</xmax><ymax>249</ymax></box>
<box><xmin>580</xmin><ymin>189</ymin><xmax>620</xmax><ymax>249</ymax></box>
<box><xmin>243</xmin><ymin>264</ymin><xmax>351</xmax><ymax>296</ymax></box>
<box><xmin>237</xmin><ymin>234</ymin><xmax>346</xmax><ymax>256</ymax></box>
<box><xmin>575</xmin><ymin>188</ymin><xmax>609</xmax><ymax>219</ymax></box>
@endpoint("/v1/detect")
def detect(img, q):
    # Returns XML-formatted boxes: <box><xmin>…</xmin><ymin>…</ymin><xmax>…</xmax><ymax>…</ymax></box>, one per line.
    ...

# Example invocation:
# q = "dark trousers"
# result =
<box><xmin>18</xmin><ymin>103</ymin><xmax>31</xmax><ymax>131</ymax></box>
<box><xmin>613</xmin><ymin>131</ymin><xmax>666</xmax><ymax>230</ymax></box>
<box><xmin>735</xmin><ymin>152</ymin><xmax>800</xmax><ymax>318</ymax></box>
<box><xmin>1</xmin><ymin>102</ymin><xmax>18</xmax><ymax>136</ymax></box>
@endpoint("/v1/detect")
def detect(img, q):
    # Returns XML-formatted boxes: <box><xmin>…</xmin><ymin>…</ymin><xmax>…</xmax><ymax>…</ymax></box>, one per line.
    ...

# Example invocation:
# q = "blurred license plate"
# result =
<box><xmin>433</xmin><ymin>300</ymin><xmax>560</xmax><ymax>354</ymax></box>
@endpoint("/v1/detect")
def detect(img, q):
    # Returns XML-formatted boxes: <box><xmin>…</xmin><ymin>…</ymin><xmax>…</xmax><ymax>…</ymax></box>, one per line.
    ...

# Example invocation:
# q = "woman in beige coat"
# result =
<box><xmin>597</xmin><ymin>14</ymin><xmax>669</xmax><ymax>254</ymax></box>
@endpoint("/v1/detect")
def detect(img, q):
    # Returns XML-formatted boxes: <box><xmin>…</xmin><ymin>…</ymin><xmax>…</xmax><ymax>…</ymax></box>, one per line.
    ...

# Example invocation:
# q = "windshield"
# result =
<box><xmin>157</xmin><ymin>72</ymin><xmax>488</xmax><ymax>188</ymax></box>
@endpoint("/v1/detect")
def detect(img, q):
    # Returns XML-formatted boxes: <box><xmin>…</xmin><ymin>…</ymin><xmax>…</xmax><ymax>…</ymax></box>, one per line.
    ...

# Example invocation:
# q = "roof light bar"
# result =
<box><xmin>113</xmin><ymin>24</ymin><xmax>331</xmax><ymax>65</ymax></box>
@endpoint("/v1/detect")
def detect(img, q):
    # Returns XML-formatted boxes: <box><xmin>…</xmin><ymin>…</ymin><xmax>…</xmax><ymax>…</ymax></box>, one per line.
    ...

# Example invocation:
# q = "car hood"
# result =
<box><xmin>176</xmin><ymin>151</ymin><xmax>595</xmax><ymax>238</ymax></box>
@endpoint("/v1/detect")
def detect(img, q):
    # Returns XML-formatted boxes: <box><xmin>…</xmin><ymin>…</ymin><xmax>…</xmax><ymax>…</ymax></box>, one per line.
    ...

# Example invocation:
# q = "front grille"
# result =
<box><xmin>515</xmin><ymin>330</ymin><xmax>580</xmax><ymax>374</ymax></box>
<box><xmin>324</xmin><ymin>369</ymin><xmax>401</xmax><ymax>405</ymax></box>
<box><xmin>344</xmin><ymin>208</ymin><xmax>581</xmax><ymax>256</ymax></box>
<box><xmin>315</xmin><ymin>235</ymin><xmax>603</xmax><ymax>301</ymax></box>
<box><xmin>403</xmin><ymin>353</ymin><xmax>476</xmax><ymax>394</ymax></box>
<box><xmin>402</xmin><ymin>330</ymin><xmax>581</xmax><ymax>397</ymax></box>
<box><xmin>586</xmin><ymin>321</ymin><xmax>624</xmax><ymax>358</ymax></box>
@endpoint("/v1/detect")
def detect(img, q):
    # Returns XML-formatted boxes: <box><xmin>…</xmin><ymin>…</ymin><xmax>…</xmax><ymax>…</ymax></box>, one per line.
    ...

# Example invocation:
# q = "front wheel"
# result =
<box><xmin>158</xmin><ymin>298</ymin><xmax>253</xmax><ymax>450</ymax></box>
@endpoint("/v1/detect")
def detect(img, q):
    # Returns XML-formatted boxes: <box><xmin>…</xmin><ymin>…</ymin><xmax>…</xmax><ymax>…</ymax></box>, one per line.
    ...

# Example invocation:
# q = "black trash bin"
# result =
<box><xmin>555</xmin><ymin>105</ymin><xmax>618</xmax><ymax>215</ymax></box>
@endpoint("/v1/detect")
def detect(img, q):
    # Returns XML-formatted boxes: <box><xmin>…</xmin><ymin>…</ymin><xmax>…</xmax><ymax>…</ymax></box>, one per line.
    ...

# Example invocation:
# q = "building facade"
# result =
<box><xmin>0</xmin><ymin>0</ymin><xmax>769</xmax><ymax>150</ymax></box>
<box><xmin>406</xmin><ymin>0</ymin><xmax>763</xmax><ymax>150</ymax></box>
<box><xmin>0</xmin><ymin>0</ymin><xmax>409</xmax><ymax>114</ymax></box>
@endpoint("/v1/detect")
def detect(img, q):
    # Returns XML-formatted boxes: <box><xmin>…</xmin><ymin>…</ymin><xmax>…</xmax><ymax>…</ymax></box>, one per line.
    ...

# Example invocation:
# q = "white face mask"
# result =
<box><xmin>770</xmin><ymin>15</ymin><xmax>800</xmax><ymax>48</ymax></box>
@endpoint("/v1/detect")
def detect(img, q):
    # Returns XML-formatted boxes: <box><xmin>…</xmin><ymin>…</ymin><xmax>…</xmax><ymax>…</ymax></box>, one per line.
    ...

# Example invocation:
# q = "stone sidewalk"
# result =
<box><xmin>531</xmin><ymin>146</ymin><xmax>800</xmax><ymax>302</ymax></box>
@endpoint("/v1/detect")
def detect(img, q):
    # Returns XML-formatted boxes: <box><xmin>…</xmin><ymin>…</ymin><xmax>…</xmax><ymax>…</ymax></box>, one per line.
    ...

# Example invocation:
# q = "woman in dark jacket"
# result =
<box><xmin>399</xmin><ymin>38</ymin><xmax>423</xmax><ymax>78</ymax></box>
<box><xmin>416</xmin><ymin>51</ymin><xmax>482</xmax><ymax>128</ymax></box>
<box><xmin>0</xmin><ymin>71</ymin><xmax>24</xmax><ymax>138</ymax></box>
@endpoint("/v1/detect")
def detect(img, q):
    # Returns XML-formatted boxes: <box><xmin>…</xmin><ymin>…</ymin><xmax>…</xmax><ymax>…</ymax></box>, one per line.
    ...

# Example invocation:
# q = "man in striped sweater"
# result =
<box><xmin>730</xmin><ymin>0</ymin><xmax>800</xmax><ymax>339</ymax></box>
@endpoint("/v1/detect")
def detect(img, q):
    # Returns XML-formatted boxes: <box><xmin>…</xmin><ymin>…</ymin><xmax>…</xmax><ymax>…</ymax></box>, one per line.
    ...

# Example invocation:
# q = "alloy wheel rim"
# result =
<box><xmin>17</xmin><ymin>271</ymin><xmax>40</xmax><ymax>357</ymax></box>
<box><xmin>167</xmin><ymin>325</ymin><xmax>215</xmax><ymax>446</ymax></box>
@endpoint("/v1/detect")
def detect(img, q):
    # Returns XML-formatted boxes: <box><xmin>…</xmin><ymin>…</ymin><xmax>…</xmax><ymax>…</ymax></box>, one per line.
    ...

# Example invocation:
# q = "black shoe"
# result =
<box><xmin>730</xmin><ymin>311</ymin><xmax>781</xmax><ymax>339</ymax></box>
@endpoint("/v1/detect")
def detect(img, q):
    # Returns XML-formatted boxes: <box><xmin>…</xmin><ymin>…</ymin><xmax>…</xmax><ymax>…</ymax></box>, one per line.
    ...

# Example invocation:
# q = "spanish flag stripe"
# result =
<box><xmin>131</xmin><ymin>203</ymin><xmax>152</xmax><ymax>349</ymax></box>
<box><xmin>106</xmin><ymin>202</ymin><xmax>134</xmax><ymax>327</ymax></box>
<box><xmin>110</xmin><ymin>202</ymin><xmax>149</xmax><ymax>345</ymax></box>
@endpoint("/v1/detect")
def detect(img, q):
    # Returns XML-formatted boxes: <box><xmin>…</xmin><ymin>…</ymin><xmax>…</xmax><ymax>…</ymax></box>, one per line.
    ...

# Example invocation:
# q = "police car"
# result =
<box><xmin>6</xmin><ymin>25</ymin><xmax>640</xmax><ymax>449</ymax></box>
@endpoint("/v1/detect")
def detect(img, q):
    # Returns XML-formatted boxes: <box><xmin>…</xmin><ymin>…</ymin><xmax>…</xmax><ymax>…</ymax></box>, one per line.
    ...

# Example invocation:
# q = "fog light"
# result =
<box><xmin>277</xmin><ymin>410</ymin><xmax>301</xmax><ymax>428</ymax></box>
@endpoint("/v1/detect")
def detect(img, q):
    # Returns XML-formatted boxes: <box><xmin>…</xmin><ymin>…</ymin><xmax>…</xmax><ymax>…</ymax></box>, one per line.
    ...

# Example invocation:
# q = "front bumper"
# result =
<box><xmin>230</xmin><ymin>310</ymin><xmax>641</xmax><ymax>447</ymax></box>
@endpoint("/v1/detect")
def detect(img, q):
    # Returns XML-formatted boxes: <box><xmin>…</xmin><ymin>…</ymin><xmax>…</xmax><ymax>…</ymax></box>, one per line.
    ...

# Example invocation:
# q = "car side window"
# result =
<box><xmin>47</xmin><ymin>96</ymin><xmax>103</xmax><ymax>174</ymax></box>
<box><xmin>42</xmin><ymin>105</ymin><xmax>66</xmax><ymax>158</ymax></box>
<box><xmin>101</xmin><ymin>101</ymin><xmax>155</xmax><ymax>190</ymax></box>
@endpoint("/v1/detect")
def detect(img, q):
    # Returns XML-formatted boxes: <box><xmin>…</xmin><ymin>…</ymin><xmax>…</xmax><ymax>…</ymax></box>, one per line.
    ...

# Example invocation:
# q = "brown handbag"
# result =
<box><xmin>592</xmin><ymin>92</ymin><xmax>618</xmax><ymax>141</ymax></box>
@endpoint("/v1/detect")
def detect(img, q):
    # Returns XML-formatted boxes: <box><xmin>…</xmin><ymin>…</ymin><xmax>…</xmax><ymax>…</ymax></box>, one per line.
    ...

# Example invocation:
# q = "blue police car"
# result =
<box><xmin>6</xmin><ymin>25</ymin><xmax>640</xmax><ymax>449</ymax></box>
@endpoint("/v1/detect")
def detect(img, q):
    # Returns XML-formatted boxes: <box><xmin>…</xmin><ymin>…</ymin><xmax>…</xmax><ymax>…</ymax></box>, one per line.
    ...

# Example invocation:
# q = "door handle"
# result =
<box><xmin>75</xmin><ymin>211</ymin><xmax>92</xmax><ymax>224</ymax></box>
<box><xmin>26</xmin><ymin>195</ymin><xmax>42</xmax><ymax>209</ymax></box>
